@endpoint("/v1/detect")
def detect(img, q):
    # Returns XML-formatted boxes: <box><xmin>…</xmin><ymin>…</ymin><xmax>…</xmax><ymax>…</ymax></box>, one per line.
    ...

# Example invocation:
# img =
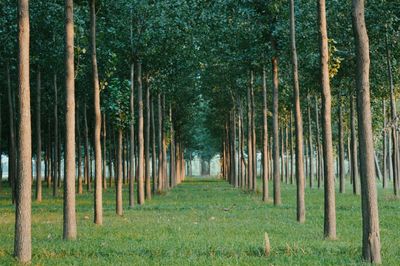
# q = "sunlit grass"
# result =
<box><xmin>0</xmin><ymin>177</ymin><xmax>399</xmax><ymax>265</ymax></box>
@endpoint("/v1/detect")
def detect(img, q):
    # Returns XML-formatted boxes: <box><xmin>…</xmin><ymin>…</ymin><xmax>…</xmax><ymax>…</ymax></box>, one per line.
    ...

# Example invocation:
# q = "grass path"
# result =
<box><xmin>1</xmin><ymin>177</ymin><xmax>400</xmax><ymax>265</ymax></box>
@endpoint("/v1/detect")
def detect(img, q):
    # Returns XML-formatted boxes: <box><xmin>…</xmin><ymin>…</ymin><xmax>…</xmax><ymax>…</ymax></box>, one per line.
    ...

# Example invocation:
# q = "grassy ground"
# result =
<box><xmin>0</xmin><ymin>178</ymin><xmax>399</xmax><ymax>265</ymax></box>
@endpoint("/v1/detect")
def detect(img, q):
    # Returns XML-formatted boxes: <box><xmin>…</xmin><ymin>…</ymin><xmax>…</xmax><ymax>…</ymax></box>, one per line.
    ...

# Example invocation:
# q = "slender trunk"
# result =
<box><xmin>137</xmin><ymin>60</ymin><xmax>145</xmax><ymax>204</ymax></box>
<box><xmin>151</xmin><ymin>98</ymin><xmax>157</xmax><ymax>192</ymax></box>
<box><xmin>319</xmin><ymin>0</ymin><xmax>336</xmax><ymax>239</ymax></box>
<box><xmin>84</xmin><ymin>101</ymin><xmax>90</xmax><ymax>191</ymax></box>
<box><xmin>238</xmin><ymin>100</ymin><xmax>242</xmax><ymax>188</ymax></box>
<box><xmin>315</xmin><ymin>97</ymin><xmax>321</xmax><ymax>189</ymax></box>
<box><xmin>129</xmin><ymin>62</ymin><xmax>135</xmax><ymax>207</ymax></box>
<box><xmin>170</xmin><ymin>106</ymin><xmax>175</xmax><ymax>187</ymax></box>
<box><xmin>281</xmin><ymin>127</ymin><xmax>285</xmax><ymax>183</ymax></box>
<box><xmin>157</xmin><ymin>93</ymin><xmax>163</xmax><ymax>192</ymax></box>
<box><xmin>14</xmin><ymin>0</ymin><xmax>32</xmax><ymax>261</ymax></box>
<box><xmin>308</xmin><ymin>97</ymin><xmax>313</xmax><ymax>188</ymax></box>
<box><xmin>76</xmin><ymin>103</ymin><xmax>83</xmax><ymax>194</ymax></box>
<box><xmin>53</xmin><ymin>73</ymin><xmax>59</xmax><ymax>197</ymax></box>
<box><xmin>145</xmin><ymin>84</ymin><xmax>151</xmax><ymax>198</ymax></box>
<box><xmin>231</xmin><ymin>109</ymin><xmax>237</xmax><ymax>187</ymax></box>
<box><xmin>247</xmin><ymin>74</ymin><xmax>253</xmax><ymax>190</ymax></box>
<box><xmin>290</xmin><ymin>112</ymin><xmax>294</xmax><ymax>185</ymax></box>
<box><xmin>63</xmin><ymin>0</ymin><xmax>77</xmax><ymax>239</ymax></box>
<box><xmin>162</xmin><ymin>94</ymin><xmax>167</xmax><ymax>189</ymax></box>
<box><xmin>90</xmin><ymin>0</ymin><xmax>103</xmax><ymax>225</ymax></box>
<box><xmin>383</xmin><ymin>101</ymin><xmax>387</xmax><ymax>189</ymax></box>
<box><xmin>251</xmin><ymin>76</ymin><xmax>257</xmax><ymax>190</ymax></box>
<box><xmin>116</xmin><ymin>129</ymin><xmax>123</xmax><ymax>216</ymax></box>
<box><xmin>35</xmin><ymin>69</ymin><xmax>42</xmax><ymax>202</ymax></box>
<box><xmin>102</xmin><ymin>113</ymin><xmax>107</xmax><ymax>190</ymax></box>
<box><xmin>272</xmin><ymin>56</ymin><xmax>281</xmax><ymax>205</ymax></box>
<box><xmin>7</xmin><ymin>62</ymin><xmax>17</xmax><ymax>202</ymax></box>
<box><xmin>386</xmin><ymin>29</ymin><xmax>398</xmax><ymax>196</ymax></box>
<box><xmin>351</xmin><ymin>97</ymin><xmax>359</xmax><ymax>195</ymax></box>
<box><xmin>339</xmin><ymin>101</ymin><xmax>345</xmax><ymax>193</ymax></box>
<box><xmin>352</xmin><ymin>1</ymin><xmax>382</xmax><ymax>262</ymax></box>
<box><xmin>262</xmin><ymin>67</ymin><xmax>269</xmax><ymax>201</ymax></box>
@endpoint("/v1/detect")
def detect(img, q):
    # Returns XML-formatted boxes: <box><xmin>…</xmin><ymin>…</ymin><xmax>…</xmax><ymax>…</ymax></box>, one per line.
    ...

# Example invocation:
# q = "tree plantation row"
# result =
<box><xmin>0</xmin><ymin>0</ymin><xmax>399</xmax><ymax>264</ymax></box>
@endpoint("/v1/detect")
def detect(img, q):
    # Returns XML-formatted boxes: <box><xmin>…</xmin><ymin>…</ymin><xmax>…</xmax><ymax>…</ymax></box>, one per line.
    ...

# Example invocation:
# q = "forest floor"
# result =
<box><xmin>0</xmin><ymin>177</ymin><xmax>400</xmax><ymax>265</ymax></box>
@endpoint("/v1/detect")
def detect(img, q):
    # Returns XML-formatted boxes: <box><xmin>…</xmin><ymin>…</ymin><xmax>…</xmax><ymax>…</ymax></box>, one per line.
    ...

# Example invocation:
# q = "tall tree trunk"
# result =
<box><xmin>319</xmin><ymin>0</ymin><xmax>336</xmax><ymax>239</ymax></box>
<box><xmin>308</xmin><ymin>97</ymin><xmax>313</xmax><ymax>188</ymax></box>
<box><xmin>14</xmin><ymin>0</ymin><xmax>32</xmax><ymax>261</ymax></box>
<box><xmin>262</xmin><ymin>67</ymin><xmax>269</xmax><ymax>201</ymax></box>
<box><xmin>145</xmin><ymin>84</ymin><xmax>151</xmax><ymax>198</ymax></box>
<box><xmin>238</xmin><ymin>100</ymin><xmax>242</xmax><ymax>188</ymax></box>
<box><xmin>386</xmin><ymin>28</ymin><xmax>398</xmax><ymax>196</ymax></box>
<box><xmin>7</xmin><ymin>61</ymin><xmax>17</xmax><ymax>202</ymax></box>
<box><xmin>251</xmin><ymin>75</ymin><xmax>257</xmax><ymax>190</ymax></box>
<box><xmin>383</xmin><ymin>101</ymin><xmax>387</xmax><ymax>189</ymax></box>
<box><xmin>231</xmin><ymin>108</ymin><xmax>237</xmax><ymax>187</ymax></box>
<box><xmin>129</xmin><ymin>62</ymin><xmax>135</xmax><ymax>207</ymax></box>
<box><xmin>286</xmin><ymin>0</ymin><xmax>306</xmax><ymax>223</ymax></box>
<box><xmin>151</xmin><ymin>97</ymin><xmax>157</xmax><ymax>192</ymax></box>
<box><xmin>76</xmin><ymin>102</ymin><xmax>83</xmax><ymax>194</ymax></box>
<box><xmin>84</xmin><ymin>101</ymin><xmax>90</xmax><ymax>191</ymax></box>
<box><xmin>35</xmin><ymin>68</ymin><xmax>42</xmax><ymax>202</ymax></box>
<box><xmin>63</xmin><ymin>0</ymin><xmax>77</xmax><ymax>240</ymax></box>
<box><xmin>162</xmin><ymin>94</ymin><xmax>167</xmax><ymax>189</ymax></box>
<box><xmin>352</xmin><ymin>0</ymin><xmax>382</xmax><ymax>262</ymax></box>
<box><xmin>315</xmin><ymin>97</ymin><xmax>321</xmax><ymax>189</ymax></box>
<box><xmin>53</xmin><ymin>73</ymin><xmax>59</xmax><ymax>197</ymax></box>
<box><xmin>351</xmin><ymin>97</ymin><xmax>359</xmax><ymax>195</ymax></box>
<box><xmin>137</xmin><ymin>60</ymin><xmax>145</xmax><ymax>204</ymax></box>
<box><xmin>157</xmin><ymin>93</ymin><xmax>163</xmax><ymax>192</ymax></box>
<box><xmin>116</xmin><ymin>129</ymin><xmax>123</xmax><ymax>216</ymax></box>
<box><xmin>90</xmin><ymin>0</ymin><xmax>103</xmax><ymax>225</ymax></box>
<box><xmin>247</xmin><ymin>74</ymin><xmax>253</xmax><ymax>190</ymax></box>
<box><xmin>272</xmin><ymin>56</ymin><xmax>281</xmax><ymax>205</ymax></box>
<box><xmin>170</xmin><ymin>106</ymin><xmax>176</xmax><ymax>187</ymax></box>
<box><xmin>281</xmin><ymin>127</ymin><xmax>285</xmax><ymax>183</ymax></box>
<box><xmin>339</xmin><ymin>101</ymin><xmax>345</xmax><ymax>193</ymax></box>
<box><xmin>290</xmin><ymin>112</ymin><xmax>294</xmax><ymax>185</ymax></box>
<box><xmin>102</xmin><ymin>113</ymin><xmax>107</xmax><ymax>190</ymax></box>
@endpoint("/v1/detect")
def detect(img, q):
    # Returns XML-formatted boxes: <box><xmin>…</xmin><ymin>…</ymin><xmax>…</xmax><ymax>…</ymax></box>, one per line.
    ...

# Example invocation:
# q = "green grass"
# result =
<box><xmin>0</xmin><ymin>178</ymin><xmax>399</xmax><ymax>265</ymax></box>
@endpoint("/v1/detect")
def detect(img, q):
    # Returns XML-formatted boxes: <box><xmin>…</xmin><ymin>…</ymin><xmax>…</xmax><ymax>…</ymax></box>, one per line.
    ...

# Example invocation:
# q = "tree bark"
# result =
<box><xmin>247</xmin><ymin>74</ymin><xmax>253</xmax><ymax>190</ymax></box>
<box><xmin>339</xmin><ymin>101</ymin><xmax>345</xmax><ymax>193</ymax></box>
<box><xmin>116</xmin><ymin>129</ymin><xmax>123</xmax><ymax>216</ymax></box>
<box><xmin>137</xmin><ymin>60</ymin><xmax>145</xmax><ymax>204</ymax></box>
<box><xmin>6</xmin><ymin>61</ymin><xmax>17</xmax><ymax>202</ymax></box>
<box><xmin>251</xmin><ymin>74</ymin><xmax>257</xmax><ymax>190</ymax></box>
<box><xmin>383</xmin><ymin>101</ymin><xmax>387</xmax><ymax>189</ymax></box>
<box><xmin>90</xmin><ymin>0</ymin><xmax>103</xmax><ymax>225</ymax></box>
<box><xmin>319</xmin><ymin>0</ymin><xmax>336</xmax><ymax>239</ymax></box>
<box><xmin>386</xmin><ymin>28</ymin><xmax>398</xmax><ymax>196</ymax></box>
<box><xmin>307</xmin><ymin>97</ymin><xmax>313</xmax><ymax>188</ymax></box>
<box><xmin>76</xmin><ymin>102</ymin><xmax>83</xmax><ymax>194</ymax></box>
<box><xmin>14</xmin><ymin>0</ymin><xmax>32</xmax><ymax>261</ymax></box>
<box><xmin>63</xmin><ymin>0</ymin><xmax>77</xmax><ymax>240</ymax></box>
<box><xmin>129</xmin><ymin>62</ymin><xmax>135</xmax><ymax>207</ymax></box>
<box><xmin>35</xmin><ymin>68</ymin><xmax>42</xmax><ymax>202</ymax></box>
<box><xmin>157</xmin><ymin>93</ymin><xmax>163</xmax><ymax>192</ymax></box>
<box><xmin>262</xmin><ymin>66</ymin><xmax>269</xmax><ymax>201</ymax></box>
<box><xmin>53</xmin><ymin>73</ymin><xmax>59</xmax><ymax>197</ymax></box>
<box><xmin>290</xmin><ymin>0</ymin><xmax>306</xmax><ymax>222</ymax></box>
<box><xmin>151</xmin><ymin>97</ymin><xmax>157</xmax><ymax>191</ymax></box>
<box><xmin>145</xmin><ymin>84</ymin><xmax>151</xmax><ymax>198</ymax></box>
<box><xmin>102</xmin><ymin>113</ymin><xmax>107</xmax><ymax>190</ymax></box>
<box><xmin>351</xmin><ymin>97</ymin><xmax>359</xmax><ymax>195</ymax></box>
<box><xmin>272</xmin><ymin>56</ymin><xmax>281</xmax><ymax>205</ymax></box>
<box><xmin>352</xmin><ymin>0</ymin><xmax>382</xmax><ymax>262</ymax></box>
<box><xmin>352</xmin><ymin>0</ymin><xmax>381</xmax><ymax>264</ymax></box>
<box><xmin>84</xmin><ymin>101</ymin><xmax>90</xmax><ymax>191</ymax></box>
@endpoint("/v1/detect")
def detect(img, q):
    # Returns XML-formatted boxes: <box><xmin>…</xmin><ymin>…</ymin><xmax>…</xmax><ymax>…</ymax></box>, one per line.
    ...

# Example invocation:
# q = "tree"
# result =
<box><xmin>352</xmin><ymin>0</ymin><xmax>381</xmax><ymax>262</ymax></box>
<box><xmin>318</xmin><ymin>0</ymin><xmax>336</xmax><ymax>240</ymax></box>
<box><xmin>290</xmin><ymin>0</ymin><xmax>305</xmax><ymax>223</ymax></box>
<box><xmin>90</xmin><ymin>0</ymin><xmax>103</xmax><ymax>225</ymax></box>
<box><xmin>63</xmin><ymin>0</ymin><xmax>77</xmax><ymax>240</ymax></box>
<box><xmin>14</xmin><ymin>0</ymin><xmax>32</xmax><ymax>262</ymax></box>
